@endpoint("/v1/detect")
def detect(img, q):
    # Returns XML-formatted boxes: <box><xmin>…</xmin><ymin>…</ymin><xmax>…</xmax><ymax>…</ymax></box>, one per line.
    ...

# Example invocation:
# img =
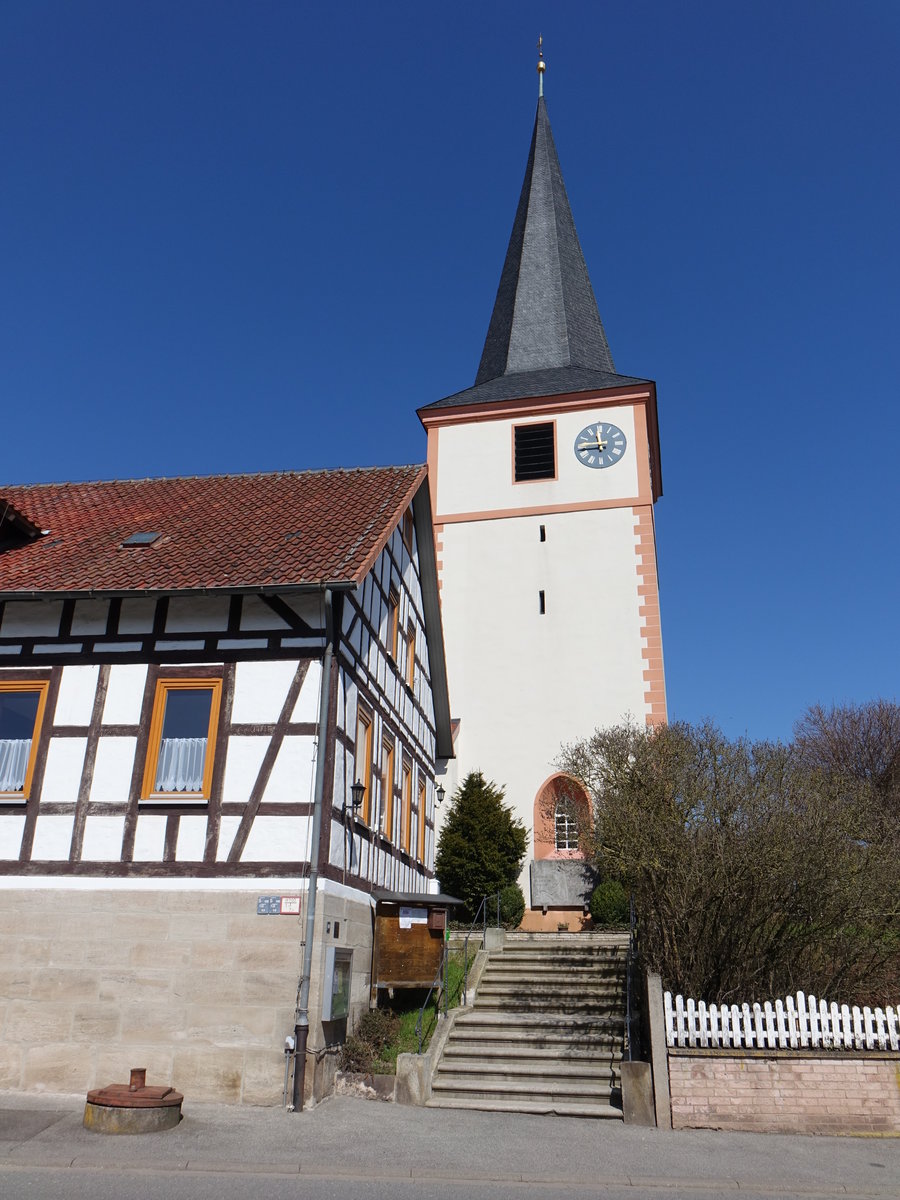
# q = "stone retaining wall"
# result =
<box><xmin>0</xmin><ymin>885</ymin><xmax>374</xmax><ymax>1105</ymax></box>
<box><xmin>669</xmin><ymin>1050</ymin><xmax>900</xmax><ymax>1134</ymax></box>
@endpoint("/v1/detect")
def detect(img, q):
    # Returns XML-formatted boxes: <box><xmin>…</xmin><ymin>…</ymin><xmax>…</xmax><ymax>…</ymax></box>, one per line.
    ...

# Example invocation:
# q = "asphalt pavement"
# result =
<box><xmin>1</xmin><ymin>1090</ymin><xmax>898</xmax><ymax>1198</ymax></box>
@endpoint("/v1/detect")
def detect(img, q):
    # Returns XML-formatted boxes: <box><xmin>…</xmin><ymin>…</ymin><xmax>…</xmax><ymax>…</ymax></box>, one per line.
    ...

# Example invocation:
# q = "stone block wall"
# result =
<box><xmin>669</xmin><ymin>1050</ymin><xmax>900</xmax><ymax>1134</ymax></box>
<box><xmin>0</xmin><ymin>885</ymin><xmax>374</xmax><ymax>1106</ymax></box>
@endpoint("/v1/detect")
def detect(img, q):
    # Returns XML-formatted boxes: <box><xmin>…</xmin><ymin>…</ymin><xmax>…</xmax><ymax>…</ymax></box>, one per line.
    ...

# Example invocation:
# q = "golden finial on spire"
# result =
<box><xmin>537</xmin><ymin>35</ymin><xmax>546</xmax><ymax>98</ymax></box>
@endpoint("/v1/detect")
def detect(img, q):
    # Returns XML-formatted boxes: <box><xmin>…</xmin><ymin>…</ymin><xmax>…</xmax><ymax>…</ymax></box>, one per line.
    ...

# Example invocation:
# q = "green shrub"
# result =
<box><xmin>498</xmin><ymin>883</ymin><xmax>525</xmax><ymax>929</ymax></box>
<box><xmin>339</xmin><ymin>1034</ymin><xmax>375</xmax><ymax>1073</ymax></box>
<box><xmin>339</xmin><ymin>1008</ymin><xmax>400</xmax><ymax>1073</ymax></box>
<box><xmin>589</xmin><ymin>880</ymin><xmax>629</xmax><ymax>928</ymax></box>
<box><xmin>355</xmin><ymin>1008</ymin><xmax>399</xmax><ymax>1057</ymax></box>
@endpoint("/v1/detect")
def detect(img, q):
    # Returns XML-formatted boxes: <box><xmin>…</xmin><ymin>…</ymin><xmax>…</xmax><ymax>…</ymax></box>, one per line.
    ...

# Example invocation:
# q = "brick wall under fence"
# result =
<box><xmin>668</xmin><ymin>1050</ymin><xmax>900</xmax><ymax>1134</ymax></box>
<box><xmin>663</xmin><ymin>990</ymin><xmax>900</xmax><ymax>1134</ymax></box>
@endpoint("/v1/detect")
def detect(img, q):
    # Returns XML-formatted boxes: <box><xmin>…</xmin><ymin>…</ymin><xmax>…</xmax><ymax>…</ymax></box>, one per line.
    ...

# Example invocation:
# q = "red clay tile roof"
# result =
<box><xmin>0</xmin><ymin>467</ymin><xmax>425</xmax><ymax>596</ymax></box>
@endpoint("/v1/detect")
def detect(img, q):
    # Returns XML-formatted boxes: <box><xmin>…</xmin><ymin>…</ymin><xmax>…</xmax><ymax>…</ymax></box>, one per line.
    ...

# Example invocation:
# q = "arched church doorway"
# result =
<box><xmin>532</xmin><ymin>774</ymin><xmax>590</xmax><ymax>860</ymax></box>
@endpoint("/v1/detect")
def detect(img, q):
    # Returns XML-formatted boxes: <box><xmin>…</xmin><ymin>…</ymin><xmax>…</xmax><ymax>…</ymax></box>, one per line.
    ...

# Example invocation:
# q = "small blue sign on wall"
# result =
<box><xmin>257</xmin><ymin>895</ymin><xmax>302</xmax><ymax>915</ymax></box>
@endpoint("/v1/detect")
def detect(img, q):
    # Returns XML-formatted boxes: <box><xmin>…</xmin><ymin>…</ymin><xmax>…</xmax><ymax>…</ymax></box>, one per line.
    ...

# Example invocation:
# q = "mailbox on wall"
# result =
<box><xmin>322</xmin><ymin>946</ymin><xmax>352</xmax><ymax>1022</ymax></box>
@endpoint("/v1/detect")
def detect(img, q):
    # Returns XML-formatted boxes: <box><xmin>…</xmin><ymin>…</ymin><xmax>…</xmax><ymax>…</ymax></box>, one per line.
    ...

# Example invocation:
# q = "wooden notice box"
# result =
<box><xmin>370</xmin><ymin>891</ymin><xmax>460</xmax><ymax>1001</ymax></box>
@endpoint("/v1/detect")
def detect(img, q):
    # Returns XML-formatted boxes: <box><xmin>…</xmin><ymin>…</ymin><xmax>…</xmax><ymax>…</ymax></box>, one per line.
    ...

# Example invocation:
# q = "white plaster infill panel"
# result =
<box><xmin>133</xmin><ymin>814</ymin><xmax>167</xmax><ymax>862</ymax></box>
<box><xmin>263</xmin><ymin>735</ymin><xmax>316</xmax><ymax>805</ymax></box>
<box><xmin>291</xmin><ymin>661</ymin><xmax>322</xmax><ymax>724</ymax></box>
<box><xmin>118</xmin><ymin>598</ymin><xmax>156</xmax><ymax>634</ymax></box>
<box><xmin>0</xmin><ymin>814</ymin><xmax>26</xmax><ymax>858</ymax></box>
<box><xmin>89</xmin><ymin>737</ymin><xmax>138</xmax><ymax>805</ymax></box>
<box><xmin>30</xmin><ymin>814</ymin><xmax>75</xmax><ymax>860</ymax></box>
<box><xmin>329</xmin><ymin>818</ymin><xmax>349</xmax><ymax>869</ymax></box>
<box><xmin>216</xmin><ymin>815</ymin><xmax>242</xmax><ymax>861</ymax></box>
<box><xmin>241</xmin><ymin>815</ymin><xmax>311</xmax><ymax>862</ymax></box>
<box><xmin>102</xmin><ymin>665</ymin><xmax>148</xmax><ymax>725</ymax></box>
<box><xmin>240</xmin><ymin>595</ymin><xmax>289</xmax><ymax>631</ymax></box>
<box><xmin>166</xmin><ymin>595</ymin><xmax>229</xmax><ymax>633</ymax></box>
<box><xmin>435</xmin><ymin>405</ymin><xmax>639</xmax><ymax>517</ymax></box>
<box><xmin>281</xmin><ymin>594</ymin><xmax>321</xmax><ymax>626</ymax></box>
<box><xmin>42</xmin><ymin>738</ymin><xmax>88</xmax><ymax>806</ymax></box>
<box><xmin>231</xmin><ymin>660</ymin><xmax>298</xmax><ymax>725</ymax></box>
<box><xmin>176</xmin><ymin>815</ymin><xmax>208</xmax><ymax>861</ymax></box>
<box><xmin>0</xmin><ymin>601</ymin><xmax>63</xmax><ymax>637</ymax></box>
<box><xmin>53</xmin><ymin>664</ymin><xmax>100</xmax><ymax>726</ymax></box>
<box><xmin>81</xmin><ymin>815</ymin><xmax>125</xmax><ymax>862</ymax></box>
<box><xmin>221</xmin><ymin>736</ymin><xmax>268</xmax><ymax>805</ymax></box>
<box><xmin>71</xmin><ymin>598</ymin><xmax>109</xmax><ymax>635</ymax></box>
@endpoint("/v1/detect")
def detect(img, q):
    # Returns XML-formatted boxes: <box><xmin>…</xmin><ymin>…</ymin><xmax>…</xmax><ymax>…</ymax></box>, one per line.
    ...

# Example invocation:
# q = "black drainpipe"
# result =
<box><xmin>292</xmin><ymin>587</ymin><xmax>335</xmax><ymax>1111</ymax></box>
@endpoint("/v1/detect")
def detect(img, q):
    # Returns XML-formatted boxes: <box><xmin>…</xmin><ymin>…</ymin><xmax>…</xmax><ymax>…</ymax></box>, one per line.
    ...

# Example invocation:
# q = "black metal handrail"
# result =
<box><xmin>414</xmin><ymin>892</ymin><xmax>502</xmax><ymax>1054</ymax></box>
<box><xmin>460</xmin><ymin>891</ymin><xmax>501</xmax><ymax>1006</ymax></box>
<box><xmin>415</xmin><ymin>941</ymin><xmax>448</xmax><ymax>1054</ymax></box>
<box><xmin>625</xmin><ymin>892</ymin><xmax>637</xmax><ymax>1061</ymax></box>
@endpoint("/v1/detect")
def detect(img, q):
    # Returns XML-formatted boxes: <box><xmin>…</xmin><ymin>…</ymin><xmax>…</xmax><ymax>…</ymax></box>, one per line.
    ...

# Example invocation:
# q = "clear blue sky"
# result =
<box><xmin>2</xmin><ymin>2</ymin><xmax>898</xmax><ymax>743</ymax></box>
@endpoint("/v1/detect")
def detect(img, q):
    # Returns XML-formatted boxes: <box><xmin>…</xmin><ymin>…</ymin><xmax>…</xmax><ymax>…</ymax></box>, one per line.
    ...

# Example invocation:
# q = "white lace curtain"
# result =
<box><xmin>0</xmin><ymin>739</ymin><xmax>30</xmax><ymax>791</ymax></box>
<box><xmin>155</xmin><ymin>737</ymin><xmax>207</xmax><ymax>792</ymax></box>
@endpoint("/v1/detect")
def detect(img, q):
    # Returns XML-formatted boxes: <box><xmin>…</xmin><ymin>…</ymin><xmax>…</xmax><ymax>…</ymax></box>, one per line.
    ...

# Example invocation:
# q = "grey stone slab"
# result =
<box><xmin>529</xmin><ymin>859</ymin><xmax>596</xmax><ymax>908</ymax></box>
<box><xmin>0</xmin><ymin>1108</ymin><xmax>69</xmax><ymax>1141</ymax></box>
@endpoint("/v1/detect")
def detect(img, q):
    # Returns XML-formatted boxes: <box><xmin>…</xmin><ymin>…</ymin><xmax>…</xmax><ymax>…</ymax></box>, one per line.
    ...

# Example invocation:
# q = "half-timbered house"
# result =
<box><xmin>0</xmin><ymin>467</ymin><xmax>451</xmax><ymax>1104</ymax></box>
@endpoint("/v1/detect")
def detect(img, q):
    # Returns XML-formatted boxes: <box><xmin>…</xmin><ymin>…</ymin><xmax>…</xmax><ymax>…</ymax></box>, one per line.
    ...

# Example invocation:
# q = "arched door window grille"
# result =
<box><xmin>554</xmin><ymin>797</ymin><xmax>579</xmax><ymax>851</ymax></box>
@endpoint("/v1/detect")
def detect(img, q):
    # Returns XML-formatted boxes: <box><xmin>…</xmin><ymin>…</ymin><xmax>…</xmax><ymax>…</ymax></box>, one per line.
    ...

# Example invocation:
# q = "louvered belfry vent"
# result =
<box><xmin>514</xmin><ymin>423</ymin><xmax>555</xmax><ymax>482</ymax></box>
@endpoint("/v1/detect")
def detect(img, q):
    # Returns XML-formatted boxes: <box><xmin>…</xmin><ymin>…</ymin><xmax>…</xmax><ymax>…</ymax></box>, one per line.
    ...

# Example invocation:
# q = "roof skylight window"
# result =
<box><xmin>121</xmin><ymin>532</ymin><xmax>161</xmax><ymax>547</ymax></box>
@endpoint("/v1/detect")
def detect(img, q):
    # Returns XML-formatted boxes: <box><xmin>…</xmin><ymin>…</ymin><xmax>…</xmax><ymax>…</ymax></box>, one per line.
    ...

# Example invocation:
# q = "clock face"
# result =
<box><xmin>573</xmin><ymin>422</ymin><xmax>627</xmax><ymax>469</ymax></box>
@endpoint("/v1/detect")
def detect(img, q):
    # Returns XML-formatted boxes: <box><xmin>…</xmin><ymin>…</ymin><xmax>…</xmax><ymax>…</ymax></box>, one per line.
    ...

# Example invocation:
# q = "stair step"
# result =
<box><xmin>504</xmin><ymin>932</ymin><xmax>628</xmax><ymax>943</ymax></box>
<box><xmin>442</xmin><ymin>1041</ymin><xmax>621</xmax><ymax>1060</ymax></box>
<box><xmin>428</xmin><ymin>936</ymin><xmax>627</xmax><ymax>1123</ymax></box>
<box><xmin>448</xmin><ymin>1041</ymin><xmax>621</xmax><ymax>1056</ymax></box>
<box><xmin>497</xmin><ymin>948</ymin><xmax>625</xmax><ymax>959</ymax></box>
<box><xmin>449</xmin><ymin>1032</ymin><xmax>622</xmax><ymax>1049</ymax></box>
<box><xmin>488</xmin><ymin>965</ymin><xmax>622</xmax><ymax>976</ymax></box>
<box><xmin>425</xmin><ymin>1096</ymin><xmax>623</xmax><ymax>1118</ymax></box>
<box><xmin>451</xmin><ymin>1014</ymin><xmax>623</xmax><ymax>1037</ymax></box>
<box><xmin>473</xmin><ymin>1000</ymin><xmax>618</xmax><ymax>1015</ymax></box>
<box><xmin>436</xmin><ymin>1057</ymin><xmax>621</xmax><ymax>1079</ymax></box>
<box><xmin>454</xmin><ymin>1008</ymin><xmax>622</xmax><ymax>1025</ymax></box>
<box><xmin>479</xmin><ymin>979</ymin><xmax>623</xmax><ymax>990</ymax></box>
<box><xmin>430</xmin><ymin>1077</ymin><xmax>621</xmax><ymax>1104</ymax></box>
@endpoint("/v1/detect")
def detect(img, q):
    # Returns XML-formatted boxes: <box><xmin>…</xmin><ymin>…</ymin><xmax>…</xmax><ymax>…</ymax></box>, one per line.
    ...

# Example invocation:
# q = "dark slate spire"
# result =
<box><xmin>476</xmin><ymin>97</ymin><xmax>616</xmax><ymax>384</ymax></box>
<box><xmin>423</xmin><ymin>98</ymin><xmax>649</xmax><ymax>411</ymax></box>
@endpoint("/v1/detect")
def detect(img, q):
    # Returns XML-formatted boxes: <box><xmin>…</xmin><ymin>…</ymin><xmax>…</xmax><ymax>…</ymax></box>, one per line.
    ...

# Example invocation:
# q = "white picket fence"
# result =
<box><xmin>664</xmin><ymin>990</ymin><xmax>900</xmax><ymax>1052</ymax></box>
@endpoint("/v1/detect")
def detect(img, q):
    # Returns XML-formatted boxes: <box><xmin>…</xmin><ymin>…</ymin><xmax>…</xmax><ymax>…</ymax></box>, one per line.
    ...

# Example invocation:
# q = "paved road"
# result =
<box><xmin>1</xmin><ymin>1091</ymin><xmax>898</xmax><ymax>1199</ymax></box>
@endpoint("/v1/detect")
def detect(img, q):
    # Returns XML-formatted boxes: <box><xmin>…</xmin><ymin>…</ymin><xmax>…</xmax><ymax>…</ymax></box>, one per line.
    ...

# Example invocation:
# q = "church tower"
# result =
<box><xmin>420</xmin><ymin>70</ymin><xmax>665</xmax><ymax>929</ymax></box>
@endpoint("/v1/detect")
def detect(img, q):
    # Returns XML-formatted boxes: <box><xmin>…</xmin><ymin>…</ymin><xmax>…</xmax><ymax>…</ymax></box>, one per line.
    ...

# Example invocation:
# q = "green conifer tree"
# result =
<box><xmin>434</xmin><ymin>771</ymin><xmax>528</xmax><ymax>921</ymax></box>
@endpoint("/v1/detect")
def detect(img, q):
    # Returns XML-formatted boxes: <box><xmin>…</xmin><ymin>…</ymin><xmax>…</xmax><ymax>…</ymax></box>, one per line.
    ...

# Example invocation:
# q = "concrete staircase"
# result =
<box><xmin>428</xmin><ymin>931</ymin><xmax>628</xmax><ymax>1118</ymax></box>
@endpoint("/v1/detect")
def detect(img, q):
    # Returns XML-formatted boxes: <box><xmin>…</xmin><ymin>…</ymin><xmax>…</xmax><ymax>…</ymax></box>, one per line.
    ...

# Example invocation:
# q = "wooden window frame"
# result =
<box><xmin>141</xmin><ymin>678</ymin><xmax>223</xmax><ymax>803</ymax></box>
<box><xmin>406</xmin><ymin>621</ymin><xmax>416</xmax><ymax>690</ymax></box>
<box><xmin>380</xmin><ymin>734</ymin><xmax>395</xmax><ymax>840</ymax></box>
<box><xmin>388</xmin><ymin>589</ymin><xmax>400</xmax><ymax>662</ymax></box>
<box><xmin>0</xmin><ymin>679</ymin><xmax>50</xmax><ymax>801</ymax></box>
<box><xmin>401</xmin><ymin>506</ymin><xmax>414</xmax><ymax>552</ymax></box>
<box><xmin>401</xmin><ymin>756</ymin><xmax>412</xmax><ymax>853</ymax></box>
<box><xmin>417</xmin><ymin>775</ymin><xmax>427</xmax><ymax>863</ymax></box>
<box><xmin>355</xmin><ymin>702</ymin><xmax>374</xmax><ymax>826</ymax></box>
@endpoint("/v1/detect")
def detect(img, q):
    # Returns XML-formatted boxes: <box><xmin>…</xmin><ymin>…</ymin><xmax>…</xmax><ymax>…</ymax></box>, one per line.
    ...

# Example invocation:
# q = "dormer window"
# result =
<box><xmin>0</xmin><ymin>499</ymin><xmax>43</xmax><ymax>552</ymax></box>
